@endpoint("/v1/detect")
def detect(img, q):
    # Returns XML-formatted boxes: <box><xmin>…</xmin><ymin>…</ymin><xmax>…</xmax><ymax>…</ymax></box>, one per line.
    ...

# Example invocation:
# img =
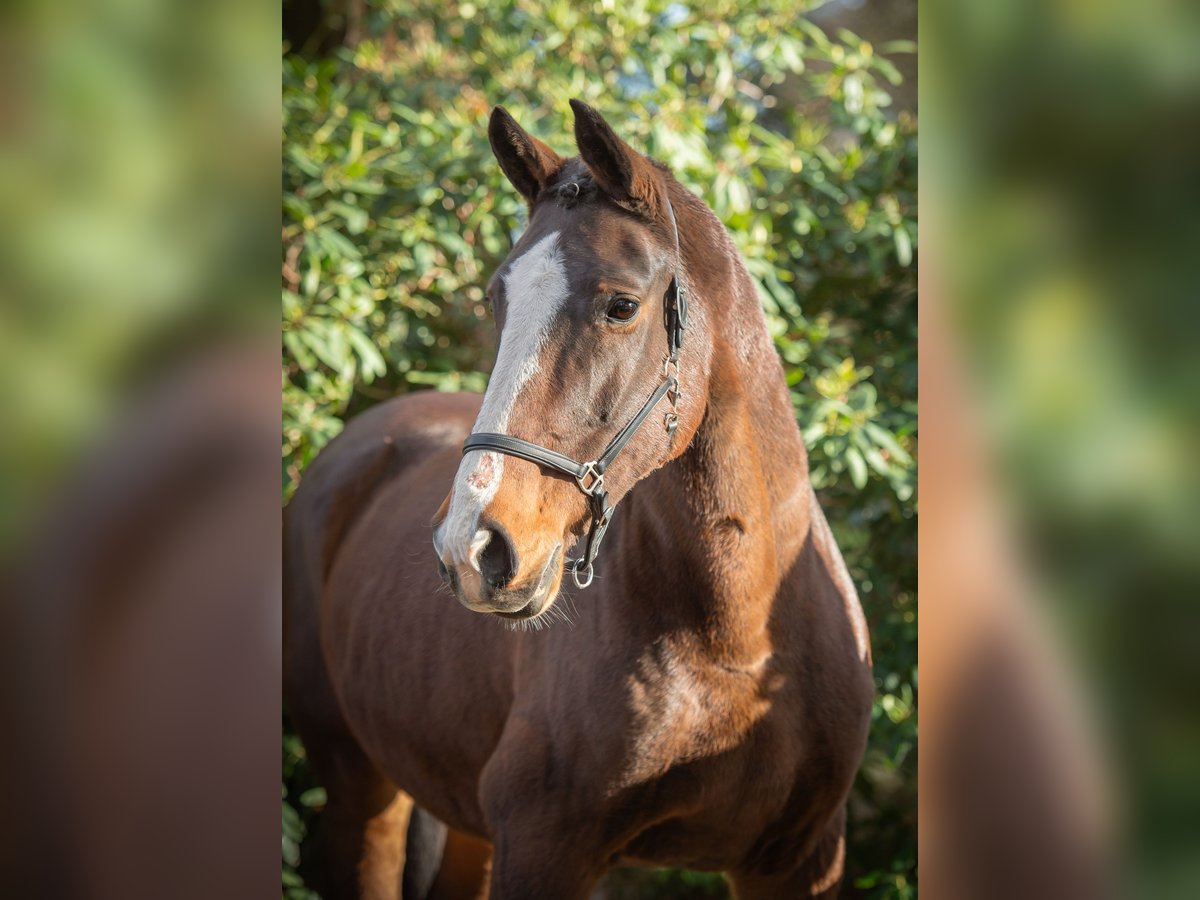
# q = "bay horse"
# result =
<box><xmin>284</xmin><ymin>100</ymin><xmax>874</xmax><ymax>899</ymax></box>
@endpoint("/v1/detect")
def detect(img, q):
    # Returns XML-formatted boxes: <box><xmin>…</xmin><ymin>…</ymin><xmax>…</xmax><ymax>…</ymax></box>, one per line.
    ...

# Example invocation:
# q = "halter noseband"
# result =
<box><xmin>462</xmin><ymin>195</ymin><xmax>689</xmax><ymax>589</ymax></box>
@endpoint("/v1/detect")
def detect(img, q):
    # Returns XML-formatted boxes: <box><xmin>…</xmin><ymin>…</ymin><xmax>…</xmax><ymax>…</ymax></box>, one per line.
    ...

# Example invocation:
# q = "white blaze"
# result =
<box><xmin>438</xmin><ymin>231</ymin><xmax>568</xmax><ymax>570</ymax></box>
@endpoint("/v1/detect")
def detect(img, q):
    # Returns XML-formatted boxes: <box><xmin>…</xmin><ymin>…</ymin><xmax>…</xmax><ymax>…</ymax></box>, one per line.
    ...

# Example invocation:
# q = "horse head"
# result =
<box><xmin>432</xmin><ymin>101</ymin><xmax>708</xmax><ymax>620</ymax></box>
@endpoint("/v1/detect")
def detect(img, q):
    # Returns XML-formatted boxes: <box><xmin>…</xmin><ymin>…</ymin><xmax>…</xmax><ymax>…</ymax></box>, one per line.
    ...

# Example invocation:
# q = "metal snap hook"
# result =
<box><xmin>571</xmin><ymin>558</ymin><xmax>595</xmax><ymax>589</ymax></box>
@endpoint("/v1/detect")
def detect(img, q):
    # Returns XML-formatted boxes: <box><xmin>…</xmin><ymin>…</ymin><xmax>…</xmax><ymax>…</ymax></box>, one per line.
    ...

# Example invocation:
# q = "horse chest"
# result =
<box><xmin>591</xmin><ymin>654</ymin><xmax>796</xmax><ymax>868</ymax></box>
<box><xmin>614</xmin><ymin>653</ymin><xmax>780</xmax><ymax>796</ymax></box>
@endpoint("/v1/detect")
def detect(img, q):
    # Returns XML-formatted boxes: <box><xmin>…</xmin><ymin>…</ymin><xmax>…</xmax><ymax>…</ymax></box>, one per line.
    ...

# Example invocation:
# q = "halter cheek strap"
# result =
<box><xmin>462</xmin><ymin>195</ymin><xmax>688</xmax><ymax>589</ymax></box>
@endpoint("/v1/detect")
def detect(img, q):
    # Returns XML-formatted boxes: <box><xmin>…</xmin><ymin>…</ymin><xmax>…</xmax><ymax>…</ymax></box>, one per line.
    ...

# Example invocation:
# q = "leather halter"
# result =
<box><xmin>462</xmin><ymin>195</ymin><xmax>689</xmax><ymax>589</ymax></box>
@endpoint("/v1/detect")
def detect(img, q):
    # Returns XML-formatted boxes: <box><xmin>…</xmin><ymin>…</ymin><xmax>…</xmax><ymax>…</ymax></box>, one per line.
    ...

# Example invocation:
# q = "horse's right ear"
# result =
<box><xmin>488</xmin><ymin>107</ymin><xmax>564</xmax><ymax>206</ymax></box>
<box><xmin>569</xmin><ymin>99</ymin><xmax>664</xmax><ymax>220</ymax></box>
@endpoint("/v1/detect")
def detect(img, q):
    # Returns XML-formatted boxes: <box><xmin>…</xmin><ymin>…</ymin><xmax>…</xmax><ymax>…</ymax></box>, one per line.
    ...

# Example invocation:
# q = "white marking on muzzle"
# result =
<box><xmin>438</xmin><ymin>231</ymin><xmax>568</xmax><ymax>570</ymax></box>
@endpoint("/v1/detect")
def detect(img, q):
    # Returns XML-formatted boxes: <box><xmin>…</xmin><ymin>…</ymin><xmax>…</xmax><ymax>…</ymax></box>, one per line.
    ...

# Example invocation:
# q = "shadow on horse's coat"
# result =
<box><xmin>284</xmin><ymin>101</ymin><xmax>873</xmax><ymax>899</ymax></box>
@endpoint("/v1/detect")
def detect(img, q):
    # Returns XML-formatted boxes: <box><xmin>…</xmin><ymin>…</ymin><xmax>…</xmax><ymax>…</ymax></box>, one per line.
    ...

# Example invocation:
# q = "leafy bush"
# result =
<box><xmin>283</xmin><ymin>1</ymin><xmax>915</xmax><ymax>896</ymax></box>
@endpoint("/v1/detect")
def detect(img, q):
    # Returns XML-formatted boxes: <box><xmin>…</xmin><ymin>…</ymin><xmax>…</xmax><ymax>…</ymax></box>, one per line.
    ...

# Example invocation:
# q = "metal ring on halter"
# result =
<box><xmin>571</xmin><ymin>558</ymin><xmax>594</xmax><ymax>589</ymax></box>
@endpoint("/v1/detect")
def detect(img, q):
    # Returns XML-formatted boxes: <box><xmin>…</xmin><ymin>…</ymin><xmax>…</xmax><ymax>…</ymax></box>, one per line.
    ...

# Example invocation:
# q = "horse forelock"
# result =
<box><xmin>544</xmin><ymin>159</ymin><xmax>599</xmax><ymax>207</ymax></box>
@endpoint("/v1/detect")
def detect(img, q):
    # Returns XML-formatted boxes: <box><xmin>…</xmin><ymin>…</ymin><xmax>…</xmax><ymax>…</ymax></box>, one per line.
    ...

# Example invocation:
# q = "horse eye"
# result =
<box><xmin>606</xmin><ymin>297</ymin><xmax>640</xmax><ymax>323</ymax></box>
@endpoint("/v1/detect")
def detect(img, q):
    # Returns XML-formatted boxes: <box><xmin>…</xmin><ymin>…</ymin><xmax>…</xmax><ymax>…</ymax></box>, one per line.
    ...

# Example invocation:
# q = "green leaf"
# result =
<box><xmin>864</xmin><ymin>422</ymin><xmax>914</xmax><ymax>465</ymax></box>
<box><xmin>299</xmin><ymin>787</ymin><xmax>327</xmax><ymax>808</ymax></box>
<box><xmin>846</xmin><ymin>446</ymin><xmax>868</xmax><ymax>488</ymax></box>
<box><xmin>893</xmin><ymin>224</ymin><xmax>912</xmax><ymax>266</ymax></box>
<box><xmin>347</xmin><ymin>327</ymin><xmax>387</xmax><ymax>380</ymax></box>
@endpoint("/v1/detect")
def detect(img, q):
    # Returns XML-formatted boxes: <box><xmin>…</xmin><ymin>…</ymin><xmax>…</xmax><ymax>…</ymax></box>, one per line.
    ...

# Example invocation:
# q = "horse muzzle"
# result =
<box><xmin>433</xmin><ymin>525</ymin><xmax>563</xmax><ymax>617</ymax></box>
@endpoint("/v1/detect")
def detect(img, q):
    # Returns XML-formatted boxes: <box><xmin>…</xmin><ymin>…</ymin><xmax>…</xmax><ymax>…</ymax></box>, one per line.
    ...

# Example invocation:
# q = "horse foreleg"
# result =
<box><xmin>304</xmin><ymin>736</ymin><xmax>414</xmax><ymax>900</ymax></box>
<box><xmin>485</xmin><ymin>828</ymin><xmax>602</xmax><ymax>900</ymax></box>
<box><xmin>479</xmin><ymin>725</ymin><xmax>607</xmax><ymax>899</ymax></box>
<box><xmin>403</xmin><ymin>808</ymin><xmax>491</xmax><ymax>900</ymax></box>
<box><xmin>423</xmin><ymin>826</ymin><xmax>491</xmax><ymax>900</ymax></box>
<box><xmin>729</xmin><ymin>808</ymin><xmax>847</xmax><ymax>900</ymax></box>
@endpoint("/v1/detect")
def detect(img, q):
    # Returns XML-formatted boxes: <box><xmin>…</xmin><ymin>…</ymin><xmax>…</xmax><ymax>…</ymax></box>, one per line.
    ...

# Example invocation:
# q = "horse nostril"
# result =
<box><xmin>478</xmin><ymin>527</ymin><xmax>517</xmax><ymax>590</ymax></box>
<box><xmin>435</xmin><ymin>554</ymin><xmax>450</xmax><ymax>585</ymax></box>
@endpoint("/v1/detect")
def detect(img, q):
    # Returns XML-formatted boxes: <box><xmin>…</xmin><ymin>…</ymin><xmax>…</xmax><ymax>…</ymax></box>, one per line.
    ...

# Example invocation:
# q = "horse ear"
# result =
<box><xmin>569</xmin><ymin>99</ymin><xmax>664</xmax><ymax>219</ymax></box>
<box><xmin>488</xmin><ymin>106</ymin><xmax>564</xmax><ymax>206</ymax></box>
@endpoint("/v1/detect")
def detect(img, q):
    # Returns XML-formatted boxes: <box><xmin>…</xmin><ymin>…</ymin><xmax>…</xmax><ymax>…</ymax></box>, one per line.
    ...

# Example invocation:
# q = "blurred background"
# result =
<box><xmin>921</xmin><ymin>1</ymin><xmax>1200</xmax><ymax>898</ymax></box>
<box><xmin>281</xmin><ymin>1</ymin><xmax>917</xmax><ymax>897</ymax></box>
<box><xmin>0</xmin><ymin>0</ymin><xmax>280</xmax><ymax>898</ymax></box>
<box><xmin>3</xmin><ymin>0</ymin><xmax>1196</xmax><ymax>896</ymax></box>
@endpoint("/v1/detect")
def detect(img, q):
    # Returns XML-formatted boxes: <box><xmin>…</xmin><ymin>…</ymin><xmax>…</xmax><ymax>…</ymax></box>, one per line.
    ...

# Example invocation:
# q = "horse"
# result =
<box><xmin>283</xmin><ymin>99</ymin><xmax>874</xmax><ymax>899</ymax></box>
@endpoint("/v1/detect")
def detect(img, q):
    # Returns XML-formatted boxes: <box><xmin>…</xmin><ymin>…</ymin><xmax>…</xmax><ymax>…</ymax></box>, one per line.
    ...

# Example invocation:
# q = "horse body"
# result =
<box><xmin>284</xmin><ymin>102</ymin><xmax>873</xmax><ymax>899</ymax></box>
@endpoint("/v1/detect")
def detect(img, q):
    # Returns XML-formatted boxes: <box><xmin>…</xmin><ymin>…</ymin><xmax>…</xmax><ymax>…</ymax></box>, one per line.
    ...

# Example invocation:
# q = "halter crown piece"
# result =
<box><xmin>462</xmin><ymin>196</ymin><xmax>688</xmax><ymax>589</ymax></box>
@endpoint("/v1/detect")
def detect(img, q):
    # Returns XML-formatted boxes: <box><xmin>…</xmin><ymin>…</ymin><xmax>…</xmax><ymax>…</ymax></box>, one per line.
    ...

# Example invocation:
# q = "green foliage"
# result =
<box><xmin>283</xmin><ymin>715</ymin><xmax>324</xmax><ymax>900</ymax></box>
<box><xmin>283</xmin><ymin>1</ymin><xmax>915</xmax><ymax>896</ymax></box>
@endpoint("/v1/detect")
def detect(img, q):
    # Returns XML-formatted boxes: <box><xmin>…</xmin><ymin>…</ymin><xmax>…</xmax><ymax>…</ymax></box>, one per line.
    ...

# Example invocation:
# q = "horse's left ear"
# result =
<box><xmin>569</xmin><ymin>99</ymin><xmax>665</xmax><ymax>220</ymax></box>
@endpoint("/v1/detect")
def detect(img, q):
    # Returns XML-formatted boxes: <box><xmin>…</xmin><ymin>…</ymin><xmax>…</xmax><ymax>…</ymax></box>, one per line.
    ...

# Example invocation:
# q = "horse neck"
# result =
<box><xmin>613</xmin><ymin>189</ymin><xmax>815</xmax><ymax>661</ymax></box>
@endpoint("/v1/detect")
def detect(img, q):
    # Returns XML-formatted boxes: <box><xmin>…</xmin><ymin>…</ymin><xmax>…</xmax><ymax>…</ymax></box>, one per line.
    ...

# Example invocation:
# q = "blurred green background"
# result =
<box><xmin>2</xmin><ymin>0</ymin><xmax>1195</xmax><ymax>894</ymax></box>
<box><xmin>282</xmin><ymin>1</ymin><xmax>916</xmax><ymax>896</ymax></box>
<box><xmin>922</xmin><ymin>1</ymin><xmax>1200</xmax><ymax>896</ymax></box>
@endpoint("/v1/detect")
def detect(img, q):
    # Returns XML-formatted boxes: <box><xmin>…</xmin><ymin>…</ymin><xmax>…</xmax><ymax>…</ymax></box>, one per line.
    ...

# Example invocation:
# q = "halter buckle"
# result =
<box><xmin>576</xmin><ymin>462</ymin><xmax>604</xmax><ymax>496</ymax></box>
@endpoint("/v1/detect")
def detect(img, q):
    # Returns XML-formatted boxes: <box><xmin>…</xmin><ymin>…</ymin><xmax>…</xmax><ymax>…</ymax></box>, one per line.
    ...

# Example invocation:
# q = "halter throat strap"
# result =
<box><xmin>462</xmin><ymin>194</ymin><xmax>687</xmax><ymax>589</ymax></box>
